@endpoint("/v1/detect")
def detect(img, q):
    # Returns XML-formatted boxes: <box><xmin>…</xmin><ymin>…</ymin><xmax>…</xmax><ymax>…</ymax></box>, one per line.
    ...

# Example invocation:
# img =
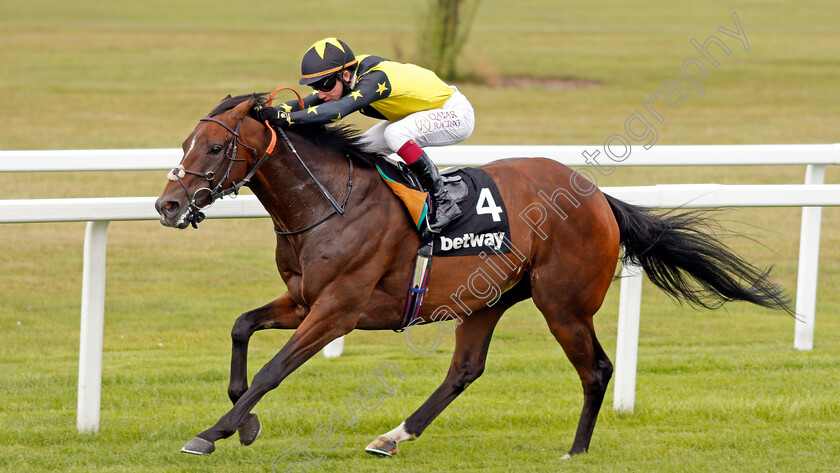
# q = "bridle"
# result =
<box><xmin>168</xmin><ymin>116</ymin><xmax>276</xmax><ymax>228</ymax></box>
<box><xmin>168</xmin><ymin>92</ymin><xmax>353</xmax><ymax>234</ymax></box>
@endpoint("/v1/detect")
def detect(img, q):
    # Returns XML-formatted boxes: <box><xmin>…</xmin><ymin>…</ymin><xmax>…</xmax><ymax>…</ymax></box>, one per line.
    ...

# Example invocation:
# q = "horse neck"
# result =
<box><xmin>248</xmin><ymin>133</ymin><xmax>353</xmax><ymax>235</ymax></box>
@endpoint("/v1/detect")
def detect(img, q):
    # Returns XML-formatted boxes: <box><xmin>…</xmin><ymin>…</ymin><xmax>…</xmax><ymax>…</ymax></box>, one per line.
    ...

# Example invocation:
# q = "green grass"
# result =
<box><xmin>2</xmin><ymin>1</ymin><xmax>840</xmax><ymax>472</ymax></box>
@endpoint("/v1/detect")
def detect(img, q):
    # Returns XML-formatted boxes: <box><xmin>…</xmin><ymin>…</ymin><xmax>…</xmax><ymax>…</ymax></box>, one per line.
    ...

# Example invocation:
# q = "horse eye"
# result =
<box><xmin>209</xmin><ymin>144</ymin><xmax>224</xmax><ymax>155</ymax></box>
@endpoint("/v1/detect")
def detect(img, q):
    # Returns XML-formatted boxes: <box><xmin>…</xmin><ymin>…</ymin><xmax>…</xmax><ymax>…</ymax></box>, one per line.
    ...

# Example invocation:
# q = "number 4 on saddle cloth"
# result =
<box><xmin>374</xmin><ymin>157</ymin><xmax>514</xmax><ymax>330</ymax></box>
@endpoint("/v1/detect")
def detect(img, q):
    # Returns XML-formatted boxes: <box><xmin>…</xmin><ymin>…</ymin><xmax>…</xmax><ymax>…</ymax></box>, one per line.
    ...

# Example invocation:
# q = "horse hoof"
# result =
<box><xmin>364</xmin><ymin>436</ymin><xmax>397</xmax><ymax>457</ymax></box>
<box><xmin>181</xmin><ymin>436</ymin><xmax>215</xmax><ymax>455</ymax></box>
<box><xmin>238</xmin><ymin>414</ymin><xmax>262</xmax><ymax>446</ymax></box>
<box><xmin>562</xmin><ymin>449</ymin><xmax>586</xmax><ymax>461</ymax></box>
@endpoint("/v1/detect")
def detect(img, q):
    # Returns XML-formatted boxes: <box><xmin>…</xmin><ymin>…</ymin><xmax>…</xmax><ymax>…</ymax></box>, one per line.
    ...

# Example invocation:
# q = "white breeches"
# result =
<box><xmin>360</xmin><ymin>87</ymin><xmax>475</xmax><ymax>158</ymax></box>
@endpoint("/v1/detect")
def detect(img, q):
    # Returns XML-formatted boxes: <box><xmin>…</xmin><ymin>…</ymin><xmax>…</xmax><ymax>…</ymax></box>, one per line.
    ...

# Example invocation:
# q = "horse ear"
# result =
<box><xmin>228</xmin><ymin>96</ymin><xmax>257</xmax><ymax>120</ymax></box>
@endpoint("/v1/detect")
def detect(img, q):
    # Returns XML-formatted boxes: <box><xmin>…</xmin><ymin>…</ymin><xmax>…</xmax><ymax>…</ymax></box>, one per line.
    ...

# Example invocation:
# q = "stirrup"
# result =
<box><xmin>424</xmin><ymin>215</ymin><xmax>442</xmax><ymax>234</ymax></box>
<box><xmin>426</xmin><ymin>208</ymin><xmax>460</xmax><ymax>233</ymax></box>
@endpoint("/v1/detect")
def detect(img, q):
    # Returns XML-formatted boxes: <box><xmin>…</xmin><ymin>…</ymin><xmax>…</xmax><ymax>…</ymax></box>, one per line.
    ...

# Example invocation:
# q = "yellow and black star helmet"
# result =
<box><xmin>299</xmin><ymin>38</ymin><xmax>357</xmax><ymax>86</ymax></box>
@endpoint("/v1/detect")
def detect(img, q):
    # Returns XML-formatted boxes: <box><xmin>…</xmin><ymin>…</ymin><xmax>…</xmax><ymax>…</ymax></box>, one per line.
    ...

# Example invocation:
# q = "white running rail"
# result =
<box><xmin>1</xmin><ymin>143</ymin><xmax>838</xmax><ymax>429</ymax></box>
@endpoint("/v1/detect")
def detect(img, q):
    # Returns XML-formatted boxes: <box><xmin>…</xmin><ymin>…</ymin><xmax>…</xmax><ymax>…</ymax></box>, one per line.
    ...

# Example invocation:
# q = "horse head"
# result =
<box><xmin>155</xmin><ymin>95</ymin><xmax>270</xmax><ymax>229</ymax></box>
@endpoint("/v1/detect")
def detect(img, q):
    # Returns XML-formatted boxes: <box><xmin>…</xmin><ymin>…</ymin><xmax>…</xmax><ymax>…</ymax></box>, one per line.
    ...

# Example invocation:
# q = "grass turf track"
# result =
<box><xmin>1</xmin><ymin>1</ymin><xmax>839</xmax><ymax>471</ymax></box>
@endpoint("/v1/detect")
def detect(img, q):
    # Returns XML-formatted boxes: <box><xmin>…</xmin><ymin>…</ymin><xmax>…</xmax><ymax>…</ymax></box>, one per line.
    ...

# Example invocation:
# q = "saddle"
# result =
<box><xmin>374</xmin><ymin>156</ymin><xmax>511</xmax><ymax>256</ymax></box>
<box><xmin>375</xmin><ymin>158</ymin><xmax>466</xmax><ymax>237</ymax></box>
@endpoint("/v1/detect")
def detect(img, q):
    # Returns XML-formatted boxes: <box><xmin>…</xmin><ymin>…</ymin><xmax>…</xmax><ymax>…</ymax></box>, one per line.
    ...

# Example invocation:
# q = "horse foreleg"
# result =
<box><xmin>182</xmin><ymin>302</ymin><xmax>356</xmax><ymax>455</ymax></box>
<box><xmin>228</xmin><ymin>293</ymin><xmax>305</xmax><ymax>404</ymax></box>
<box><xmin>365</xmin><ymin>306</ymin><xmax>505</xmax><ymax>457</ymax></box>
<box><xmin>227</xmin><ymin>293</ymin><xmax>306</xmax><ymax>447</ymax></box>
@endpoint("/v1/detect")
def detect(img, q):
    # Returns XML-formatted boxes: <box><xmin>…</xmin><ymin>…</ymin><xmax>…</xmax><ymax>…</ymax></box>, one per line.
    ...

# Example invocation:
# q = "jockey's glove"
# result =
<box><xmin>257</xmin><ymin>106</ymin><xmax>291</xmax><ymax>128</ymax></box>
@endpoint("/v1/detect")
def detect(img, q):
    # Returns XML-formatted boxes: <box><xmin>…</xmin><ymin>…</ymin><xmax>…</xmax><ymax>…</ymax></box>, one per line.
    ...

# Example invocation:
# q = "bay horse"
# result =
<box><xmin>154</xmin><ymin>93</ymin><xmax>792</xmax><ymax>459</ymax></box>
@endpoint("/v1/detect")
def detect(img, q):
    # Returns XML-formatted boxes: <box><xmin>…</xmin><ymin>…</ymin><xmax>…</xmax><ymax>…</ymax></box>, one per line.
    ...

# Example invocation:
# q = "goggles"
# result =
<box><xmin>310</xmin><ymin>74</ymin><xmax>339</xmax><ymax>92</ymax></box>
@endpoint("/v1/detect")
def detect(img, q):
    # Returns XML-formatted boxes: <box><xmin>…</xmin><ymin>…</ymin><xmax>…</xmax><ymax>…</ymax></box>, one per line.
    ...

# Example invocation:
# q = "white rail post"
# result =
<box><xmin>323</xmin><ymin>337</ymin><xmax>345</xmax><ymax>358</ymax></box>
<box><xmin>613</xmin><ymin>263</ymin><xmax>644</xmax><ymax>413</ymax></box>
<box><xmin>794</xmin><ymin>164</ymin><xmax>826</xmax><ymax>350</ymax></box>
<box><xmin>77</xmin><ymin>221</ymin><xmax>110</xmax><ymax>433</ymax></box>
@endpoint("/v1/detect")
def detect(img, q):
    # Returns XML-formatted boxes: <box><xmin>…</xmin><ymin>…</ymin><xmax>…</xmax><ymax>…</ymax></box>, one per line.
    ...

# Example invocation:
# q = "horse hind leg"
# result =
<box><xmin>537</xmin><ymin>298</ymin><xmax>613</xmax><ymax>458</ymax></box>
<box><xmin>561</xmin><ymin>325</ymin><xmax>612</xmax><ymax>459</ymax></box>
<box><xmin>365</xmin><ymin>303</ymin><xmax>507</xmax><ymax>457</ymax></box>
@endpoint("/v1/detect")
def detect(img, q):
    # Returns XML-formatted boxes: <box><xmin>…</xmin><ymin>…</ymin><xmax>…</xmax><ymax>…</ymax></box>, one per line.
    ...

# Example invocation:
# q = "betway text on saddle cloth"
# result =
<box><xmin>439</xmin><ymin>231</ymin><xmax>506</xmax><ymax>252</ymax></box>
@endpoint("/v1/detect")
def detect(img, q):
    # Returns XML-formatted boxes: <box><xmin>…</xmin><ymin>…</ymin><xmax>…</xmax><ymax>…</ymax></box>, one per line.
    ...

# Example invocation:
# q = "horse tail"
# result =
<box><xmin>603</xmin><ymin>193</ymin><xmax>794</xmax><ymax>315</ymax></box>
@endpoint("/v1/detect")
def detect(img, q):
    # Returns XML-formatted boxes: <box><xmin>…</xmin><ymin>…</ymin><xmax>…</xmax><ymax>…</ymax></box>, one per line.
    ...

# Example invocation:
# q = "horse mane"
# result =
<box><xmin>208</xmin><ymin>93</ymin><xmax>382</xmax><ymax>168</ymax></box>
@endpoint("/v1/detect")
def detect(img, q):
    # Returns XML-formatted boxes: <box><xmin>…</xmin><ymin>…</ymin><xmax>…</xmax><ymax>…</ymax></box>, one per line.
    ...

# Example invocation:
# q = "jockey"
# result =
<box><xmin>258</xmin><ymin>37</ymin><xmax>475</xmax><ymax>232</ymax></box>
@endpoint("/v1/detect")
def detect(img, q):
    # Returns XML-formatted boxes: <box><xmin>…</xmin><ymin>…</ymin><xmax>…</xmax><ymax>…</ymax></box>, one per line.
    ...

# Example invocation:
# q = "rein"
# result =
<box><xmin>273</xmin><ymin>128</ymin><xmax>354</xmax><ymax>236</ymax></box>
<box><xmin>169</xmin><ymin>107</ymin><xmax>353</xmax><ymax>236</ymax></box>
<box><xmin>262</xmin><ymin>85</ymin><xmax>355</xmax><ymax>235</ymax></box>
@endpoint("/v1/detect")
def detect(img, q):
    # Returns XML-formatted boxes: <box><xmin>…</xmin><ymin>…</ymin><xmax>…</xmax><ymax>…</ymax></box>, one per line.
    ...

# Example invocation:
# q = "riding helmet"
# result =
<box><xmin>299</xmin><ymin>38</ymin><xmax>357</xmax><ymax>86</ymax></box>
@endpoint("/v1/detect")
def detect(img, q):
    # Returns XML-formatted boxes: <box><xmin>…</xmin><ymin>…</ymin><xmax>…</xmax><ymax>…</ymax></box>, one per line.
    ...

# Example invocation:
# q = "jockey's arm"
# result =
<box><xmin>279</xmin><ymin>92</ymin><xmax>322</xmax><ymax>113</ymax></box>
<box><xmin>286</xmin><ymin>70</ymin><xmax>390</xmax><ymax>126</ymax></box>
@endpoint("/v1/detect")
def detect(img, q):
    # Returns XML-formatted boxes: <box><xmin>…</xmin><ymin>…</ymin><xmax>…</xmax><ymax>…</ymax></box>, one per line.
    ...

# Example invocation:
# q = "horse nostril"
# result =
<box><xmin>162</xmin><ymin>201</ymin><xmax>180</xmax><ymax>216</ymax></box>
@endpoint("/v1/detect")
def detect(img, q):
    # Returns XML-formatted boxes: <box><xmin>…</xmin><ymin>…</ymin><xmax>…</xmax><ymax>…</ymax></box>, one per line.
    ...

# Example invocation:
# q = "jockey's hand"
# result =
<box><xmin>257</xmin><ymin>106</ymin><xmax>291</xmax><ymax>128</ymax></box>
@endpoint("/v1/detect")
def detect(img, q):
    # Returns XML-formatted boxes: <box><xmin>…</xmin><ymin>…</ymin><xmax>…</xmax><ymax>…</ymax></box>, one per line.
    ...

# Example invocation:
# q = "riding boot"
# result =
<box><xmin>408</xmin><ymin>151</ymin><xmax>462</xmax><ymax>231</ymax></box>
